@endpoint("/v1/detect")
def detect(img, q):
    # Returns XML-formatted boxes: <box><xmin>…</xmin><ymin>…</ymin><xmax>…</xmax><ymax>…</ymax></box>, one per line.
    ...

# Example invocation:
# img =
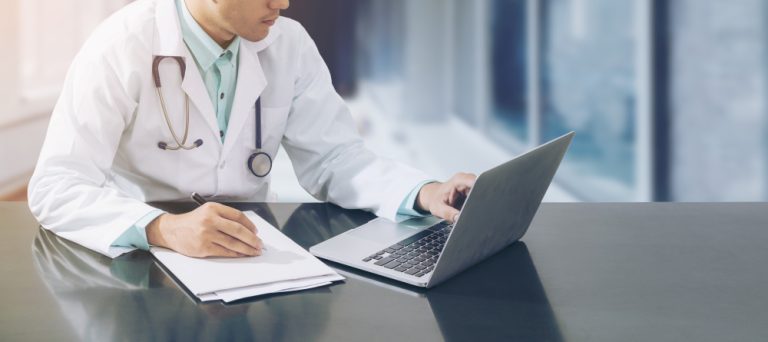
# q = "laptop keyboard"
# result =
<box><xmin>361</xmin><ymin>222</ymin><xmax>452</xmax><ymax>278</ymax></box>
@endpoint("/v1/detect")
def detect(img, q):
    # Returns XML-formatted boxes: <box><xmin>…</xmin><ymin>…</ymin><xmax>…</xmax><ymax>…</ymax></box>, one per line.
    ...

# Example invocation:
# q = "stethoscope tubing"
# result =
<box><xmin>152</xmin><ymin>55</ymin><xmax>271</xmax><ymax>177</ymax></box>
<box><xmin>255</xmin><ymin>97</ymin><xmax>263</xmax><ymax>149</ymax></box>
<box><xmin>248</xmin><ymin>97</ymin><xmax>272</xmax><ymax>177</ymax></box>
<box><xmin>153</xmin><ymin>55</ymin><xmax>201</xmax><ymax>150</ymax></box>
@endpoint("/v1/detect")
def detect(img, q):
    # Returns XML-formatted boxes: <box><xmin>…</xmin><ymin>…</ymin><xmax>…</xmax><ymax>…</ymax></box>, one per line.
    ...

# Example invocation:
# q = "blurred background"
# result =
<box><xmin>1</xmin><ymin>0</ymin><xmax>766</xmax><ymax>203</ymax></box>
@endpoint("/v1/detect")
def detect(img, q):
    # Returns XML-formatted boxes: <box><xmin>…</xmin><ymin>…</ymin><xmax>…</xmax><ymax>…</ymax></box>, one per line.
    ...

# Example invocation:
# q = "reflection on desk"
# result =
<box><xmin>277</xmin><ymin>203</ymin><xmax>563</xmax><ymax>340</ymax></box>
<box><xmin>334</xmin><ymin>242</ymin><xmax>564</xmax><ymax>341</ymax></box>
<box><xmin>33</xmin><ymin>228</ymin><xmax>335</xmax><ymax>341</ymax></box>
<box><xmin>5</xmin><ymin>202</ymin><xmax>768</xmax><ymax>341</ymax></box>
<box><xmin>31</xmin><ymin>202</ymin><xmax>563</xmax><ymax>341</ymax></box>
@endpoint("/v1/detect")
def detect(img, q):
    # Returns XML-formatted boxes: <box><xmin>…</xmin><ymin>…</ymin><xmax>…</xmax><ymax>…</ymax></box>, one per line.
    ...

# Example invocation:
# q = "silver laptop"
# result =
<box><xmin>309</xmin><ymin>132</ymin><xmax>574</xmax><ymax>288</ymax></box>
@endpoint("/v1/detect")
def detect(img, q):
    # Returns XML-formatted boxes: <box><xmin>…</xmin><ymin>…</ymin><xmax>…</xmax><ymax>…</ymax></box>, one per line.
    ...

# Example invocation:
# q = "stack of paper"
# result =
<box><xmin>151</xmin><ymin>211</ymin><xmax>343</xmax><ymax>302</ymax></box>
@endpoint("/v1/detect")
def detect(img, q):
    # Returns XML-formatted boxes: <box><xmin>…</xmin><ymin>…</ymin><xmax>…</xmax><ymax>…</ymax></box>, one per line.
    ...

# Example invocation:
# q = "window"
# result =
<box><xmin>539</xmin><ymin>0</ymin><xmax>641</xmax><ymax>200</ymax></box>
<box><xmin>489</xmin><ymin>0</ymin><xmax>529</xmax><ymax>141</ymax></box>
<box><xmin>668</xmin><ymin>0</ymin><xmax>768</xmax><ymax>201</ymax></box>
<box><xmin>301</xmin><ymin>0</ymin><xmax>768</xmax><ymax>202</ymax></box>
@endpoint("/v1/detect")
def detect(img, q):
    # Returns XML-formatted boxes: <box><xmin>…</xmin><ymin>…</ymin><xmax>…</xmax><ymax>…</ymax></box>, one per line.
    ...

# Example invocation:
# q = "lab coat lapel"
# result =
<box><xmin>221</xmin><ymin>43</ymin><xmax>267</xmax><ymax>158</ymax></box>
<box><xmin>180</xmin><ymin>53</ymin><xmax>221</xmax><ymax>143</ymax></box>
<box><xmin>154</xmin><ymin>0</ymin><xmax>221</xmax><ymax>145</ymax></box>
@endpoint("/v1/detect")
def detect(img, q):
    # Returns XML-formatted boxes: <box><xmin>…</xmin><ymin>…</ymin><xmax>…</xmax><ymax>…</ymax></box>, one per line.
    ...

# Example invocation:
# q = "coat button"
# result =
<box><xmin>219</xmin><ymin>161</ymin><xmax>226</xmax><ymax>169</ymax></box>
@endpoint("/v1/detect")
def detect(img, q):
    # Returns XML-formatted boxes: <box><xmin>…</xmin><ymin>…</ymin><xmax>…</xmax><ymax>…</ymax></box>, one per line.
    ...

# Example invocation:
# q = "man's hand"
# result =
<box><xmin>146</xmin><ymin>202</ymin><xmax>263</xmax><ymax>258</ymax></box>
<box><xmin>416</xmin><ymin>173</ymin><xmax>477</xmax><ymax>223</ymax></box>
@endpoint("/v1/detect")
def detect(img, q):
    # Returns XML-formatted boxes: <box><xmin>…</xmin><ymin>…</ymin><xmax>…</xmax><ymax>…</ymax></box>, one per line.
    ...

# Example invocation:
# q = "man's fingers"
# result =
<box><xmin>452</xmin><ymin>173</ymin><xmax>476</xmax><ymax>191</ymax></box>
<box><xmin>447</xmin><ymin>186</ymin><xmax>470</xmax><ymax>209</ymax></box>
<box><xmin>446</xmin><ymin>188</ymin><xmax>457</xmax><ymax>206</ymax></box>
<box><xmin>433</xmin><ymin>203</ymin><xmax>460</xmax><ymax>224</ymax></box>
<box><xmin>211</xmin><ymin>232</ymin><xmax>261</xmax><ymax>257</ymax></box>
<box><xmin>457</xmin><ymin>183</ymin><xmax>472</xmax><ymax>196</ymax></box>
<box><xmin>206</xmin><ymin>242</ymin><xmax>246</xmax><ymax>258</ymax></box>
<box><xmin>214</xmin><ymin>216</ymin><xmax>263</xmax><ymax>250</ymax></box>
<box><xmin>209</xmin><ymin>203</ymin><xmax>258</xmax><ymax>233</ymax></box>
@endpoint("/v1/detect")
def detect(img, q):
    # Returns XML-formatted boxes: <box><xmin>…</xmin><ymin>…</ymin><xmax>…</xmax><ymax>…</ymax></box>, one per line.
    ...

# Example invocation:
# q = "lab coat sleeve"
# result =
<box><xmin>280</xmin><ymin>25</ymin><xmax>432</xmax><ymax>221</ymax></box>
<box><xmin>111</xmin><ymin>209</ymin><xmax>164</xmax><ymax>250</ymax></box>
<box><xmin>28</xmin><ymin>43</ymin><xmax>158</xmax><ymax>258</ymax></box>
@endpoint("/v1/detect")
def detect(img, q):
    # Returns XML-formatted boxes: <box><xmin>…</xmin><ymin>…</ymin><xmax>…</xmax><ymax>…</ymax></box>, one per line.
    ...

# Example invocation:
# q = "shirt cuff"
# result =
<box><xmin>395</xmin><ymin>180</ymin><xmax>436</xmax><ymax>223</ymax></box>
<box><xmin>111</xmin><ymin>209</ymin><xmax>165</xmax><ymax>251</ymax></box>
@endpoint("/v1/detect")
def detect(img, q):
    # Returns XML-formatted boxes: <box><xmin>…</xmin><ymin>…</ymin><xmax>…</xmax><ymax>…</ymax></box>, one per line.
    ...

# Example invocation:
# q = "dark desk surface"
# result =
<box><xmin>1</xmin><ymin>202</ymin><xmax>767</xmax><ymax>341</ymax></box>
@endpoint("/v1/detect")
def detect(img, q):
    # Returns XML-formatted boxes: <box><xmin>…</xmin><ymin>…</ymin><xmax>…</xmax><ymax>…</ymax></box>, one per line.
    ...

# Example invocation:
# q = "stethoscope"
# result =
<box><xmin>152</xmin><ymin>55</ymin><xmax>272</xmax><ymax>177</ymax></box>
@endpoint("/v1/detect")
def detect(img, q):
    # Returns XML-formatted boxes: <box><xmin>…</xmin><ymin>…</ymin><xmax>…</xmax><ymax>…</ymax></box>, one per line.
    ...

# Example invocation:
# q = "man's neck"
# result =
<box><xmin>183</xmin><ymin>0</ymin><xmax>236</xmax><ymax>49</ymax></box>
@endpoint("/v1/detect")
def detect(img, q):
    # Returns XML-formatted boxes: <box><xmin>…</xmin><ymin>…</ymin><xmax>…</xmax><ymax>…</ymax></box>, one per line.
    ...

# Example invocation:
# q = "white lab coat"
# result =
<box><xmin>28</xmin><ymin>0</ymin><xmax>429</xmax><ymax>258</ymax></box>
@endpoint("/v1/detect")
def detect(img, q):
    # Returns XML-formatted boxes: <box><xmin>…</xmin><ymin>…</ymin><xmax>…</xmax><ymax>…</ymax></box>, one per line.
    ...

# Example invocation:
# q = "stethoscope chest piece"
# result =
<box><xmin>248</xmin><ymin>152</ymin><xmax>273</xmax><ymax>177</ymax></box>
<box><xmin>247</xmin><ymin>97</ymin><xmax>272</xmax><ymax>177</ymax></box>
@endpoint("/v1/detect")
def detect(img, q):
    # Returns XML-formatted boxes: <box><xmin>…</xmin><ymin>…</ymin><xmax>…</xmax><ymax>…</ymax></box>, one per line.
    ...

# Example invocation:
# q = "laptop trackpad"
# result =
<box><xmin>347</xmin><ymin>217</ymin><xmax>439</xmax><ymax>244</ymax></box>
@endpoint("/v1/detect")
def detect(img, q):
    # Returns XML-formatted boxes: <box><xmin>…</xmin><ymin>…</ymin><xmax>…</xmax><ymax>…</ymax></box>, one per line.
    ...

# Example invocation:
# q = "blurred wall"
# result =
<box><xmin>0</xmin><ymin>0</ymin><xmax>128</xmax><ymax>199</ymax></box>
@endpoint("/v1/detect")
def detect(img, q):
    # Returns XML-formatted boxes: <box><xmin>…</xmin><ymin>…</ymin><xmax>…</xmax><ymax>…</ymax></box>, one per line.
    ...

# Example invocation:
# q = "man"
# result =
<box><xmin>28</xmin><ymin>0</ymin><xmax>475</xmax><ymax>259</ymax></box>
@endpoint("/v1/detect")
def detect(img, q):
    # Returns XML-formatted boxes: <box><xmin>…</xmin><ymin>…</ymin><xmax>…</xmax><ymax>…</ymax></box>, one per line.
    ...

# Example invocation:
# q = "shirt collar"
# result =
<box><xmin>177</xmin><ymin>0</ymin><xmax>240</xmax><ymax>71</ymax></box>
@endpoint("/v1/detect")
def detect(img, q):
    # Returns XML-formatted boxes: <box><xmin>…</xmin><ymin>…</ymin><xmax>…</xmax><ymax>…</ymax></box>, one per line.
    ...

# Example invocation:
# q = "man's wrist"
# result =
<box><xmin>146</xmin><ymin>213</ymin><xmax>171</xmax><ymax>248</ymax></box>
<box><xmin>415</xmin><ymin>182</ymin><xmax>440</xmax><ymax>214</ymax></box>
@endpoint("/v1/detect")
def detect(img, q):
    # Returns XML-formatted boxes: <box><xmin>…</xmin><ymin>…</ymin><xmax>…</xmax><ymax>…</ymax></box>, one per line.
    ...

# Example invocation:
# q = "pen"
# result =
<box><xmin>190</xmin><ymin>192</ymin><xmax>266</xmax><ymax>252</ymax></box>
<box><xmin>191</xmin><ymin>192</ymin><xmax>207</xmax><ymax>205</ymax></box>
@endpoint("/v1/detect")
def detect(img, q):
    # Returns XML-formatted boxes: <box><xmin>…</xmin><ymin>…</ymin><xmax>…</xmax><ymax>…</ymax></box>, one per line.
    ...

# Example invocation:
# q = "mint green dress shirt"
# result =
<box><xmin>111</xmin><ymin>0</ymin><xmax>431</xmax><ymax>250</ymax></box>
<box><xmin>177</xmin><ymin>0</ymin><xmax>239</xmax><ymax>141</ymax></box>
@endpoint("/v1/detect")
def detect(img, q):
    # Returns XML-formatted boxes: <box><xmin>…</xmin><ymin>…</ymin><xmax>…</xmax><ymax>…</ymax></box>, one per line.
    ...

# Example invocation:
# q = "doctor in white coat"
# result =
<box><xmin>28</xmin><ymin>0</ymin><xmax>476</xmax><ymax>259</ymax></box>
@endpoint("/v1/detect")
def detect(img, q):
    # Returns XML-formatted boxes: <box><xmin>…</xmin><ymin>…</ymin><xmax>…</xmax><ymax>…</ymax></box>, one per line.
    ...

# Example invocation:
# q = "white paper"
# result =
<box><xmin>198</xmin><ymin>293</ymin><xmax>219</xmax><ymax>302</ymax></box>
<box><xmin>195</xmin><ymin>274</ymin><xmax>344</xmax><ymax>303</ymax></box>
<box><xmin>214</xmin><ymin>273</ymin><xmax>345</xmax><ymax>302</ymax></box>
<box><xmin>151</xmin><ymin>211</ymin><xmax>342</xmax><ymax>300</ymax></box>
